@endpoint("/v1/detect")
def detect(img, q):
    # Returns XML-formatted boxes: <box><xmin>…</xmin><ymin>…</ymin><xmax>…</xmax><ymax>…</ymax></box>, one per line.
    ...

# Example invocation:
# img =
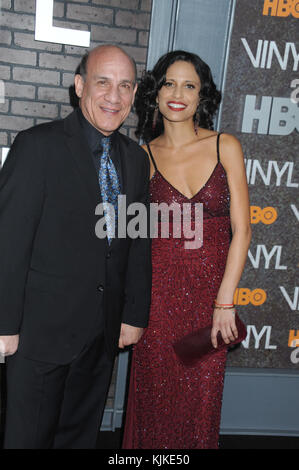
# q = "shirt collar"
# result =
<box><xmin>78</xmin><ymin>108</ymin><xmax>117</xmax><ymax>154</ymax></box>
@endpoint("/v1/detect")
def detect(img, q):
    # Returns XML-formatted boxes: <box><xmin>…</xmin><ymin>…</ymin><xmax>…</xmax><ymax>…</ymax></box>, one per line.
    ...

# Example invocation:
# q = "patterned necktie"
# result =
<box><xmin>98</xmin><ymin>137</ymin><xmax>121</xmax><ymax>243</ymax></box>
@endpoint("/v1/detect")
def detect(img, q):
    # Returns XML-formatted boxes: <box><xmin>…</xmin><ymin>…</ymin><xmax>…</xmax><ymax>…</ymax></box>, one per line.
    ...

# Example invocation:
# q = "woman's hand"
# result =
<box><xmin>211</xmin><ymin>309</ymin><xmax>238</xmax><ymax>348</ymax></box>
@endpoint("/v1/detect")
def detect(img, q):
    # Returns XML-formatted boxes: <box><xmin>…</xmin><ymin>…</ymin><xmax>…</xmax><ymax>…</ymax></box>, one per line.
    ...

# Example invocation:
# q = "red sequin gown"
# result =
<box><xmin>122</xmin><ymin>134</ymin><xmax>231</xmax><ymax>449</ymax></box>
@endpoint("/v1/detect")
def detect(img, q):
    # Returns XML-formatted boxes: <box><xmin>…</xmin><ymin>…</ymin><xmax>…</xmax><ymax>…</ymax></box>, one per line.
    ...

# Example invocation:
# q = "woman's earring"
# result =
<box><xmin>152</xmin><ymin>105</ymin><xmax>159</xmax><ymax>130</ymax></box>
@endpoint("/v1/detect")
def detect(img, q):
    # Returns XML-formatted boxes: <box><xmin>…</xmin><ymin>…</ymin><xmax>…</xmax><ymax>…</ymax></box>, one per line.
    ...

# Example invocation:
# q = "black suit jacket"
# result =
<box><xmin>0</xmin><ymin>110</ymin><xmax>151</xmax><ymax>364</ymax></box>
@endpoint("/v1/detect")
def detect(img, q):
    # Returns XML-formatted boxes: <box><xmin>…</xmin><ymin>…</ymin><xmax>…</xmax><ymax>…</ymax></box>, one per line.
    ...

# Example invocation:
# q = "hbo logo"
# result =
<box><xmin>250</xmin><ymin>206</ymin><xmax>277</xmax><ymax>225</ymax></box>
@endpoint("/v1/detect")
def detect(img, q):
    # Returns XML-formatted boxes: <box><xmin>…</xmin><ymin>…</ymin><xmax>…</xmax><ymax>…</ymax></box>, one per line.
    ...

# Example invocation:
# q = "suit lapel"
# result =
<box><xmin>64</xmin><ymin>110</ymin><xmax>101</xmax><ymax>209</ymax></box>
<box><xmin>110</xmin><ymin>133</ymin><xmax>138</xmax><ymax>247</ymax></box>
<box><xmin>64</xmin><ymin>110</ymin><xmax>110</xmax><ymax>249</ymax></box>
<box><xmin>118</xmin><ymin>133</ymin><xmax>136</xmax><ymax>207</ymax></box>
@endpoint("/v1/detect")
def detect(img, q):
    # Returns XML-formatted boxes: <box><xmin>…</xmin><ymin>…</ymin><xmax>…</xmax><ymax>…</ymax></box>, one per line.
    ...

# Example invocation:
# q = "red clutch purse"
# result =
<box><xmin>173</xmin><ymin>313</ymin><xmax>247</xmax><ymax>367</ymax></box>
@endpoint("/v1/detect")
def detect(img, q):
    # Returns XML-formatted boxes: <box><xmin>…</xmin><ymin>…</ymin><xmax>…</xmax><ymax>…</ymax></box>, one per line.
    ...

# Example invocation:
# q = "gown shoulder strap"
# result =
<box><xmin>216</xmin><ymin>132</ymin><xmax>223</xmax><ymax>163</ymax></box>
<box><xmin>146</xmin><ymin>143</ymin><xmax>158</xmax><ymax>172</ymax></box>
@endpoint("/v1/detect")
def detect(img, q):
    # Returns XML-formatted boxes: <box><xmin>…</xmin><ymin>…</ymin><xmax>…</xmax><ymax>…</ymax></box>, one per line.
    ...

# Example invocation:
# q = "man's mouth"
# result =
<box><xmin>101</xmin><ymin>106</ymin><xmax>120</xmax><ymax>114</ymax></box>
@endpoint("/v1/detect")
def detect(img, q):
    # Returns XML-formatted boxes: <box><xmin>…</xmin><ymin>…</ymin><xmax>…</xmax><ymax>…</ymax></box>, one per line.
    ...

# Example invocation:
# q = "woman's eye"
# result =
<box><xmin>186</xmin><ymin>84</ymin><xmax>195</xmax><ymax>89</ymax></box>
<box><xmin>164</xmin><ymin>82</ymin><xmax>173</xmax><ymax>87</ymax></box>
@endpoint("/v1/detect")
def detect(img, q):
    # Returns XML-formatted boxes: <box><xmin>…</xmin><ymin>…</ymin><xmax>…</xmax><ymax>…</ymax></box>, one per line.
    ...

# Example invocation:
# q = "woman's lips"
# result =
<box><xmin>167</xmin><ymin>101</ymin><xmax>187</xmax><ymax>111</ymax></box>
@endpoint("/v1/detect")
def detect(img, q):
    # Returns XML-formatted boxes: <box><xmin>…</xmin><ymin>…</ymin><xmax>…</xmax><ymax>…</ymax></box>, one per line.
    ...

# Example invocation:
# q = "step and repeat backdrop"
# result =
<box><xmin>220</xmin><ymin>0</ymin><xmax>298</xmax><ymax>369</ymax></box>
<box><xmin>0</xmin><ymin>0</ymin><xmax>298</xmax><ymax>371</ymax></box>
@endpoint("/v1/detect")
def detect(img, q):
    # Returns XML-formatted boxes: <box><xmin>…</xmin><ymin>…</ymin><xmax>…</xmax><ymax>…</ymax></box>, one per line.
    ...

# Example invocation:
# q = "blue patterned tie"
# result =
<box><xmin>98</xmin><ymin>137</ymin><xmax>121</xmax><ymax>243</ymax></box>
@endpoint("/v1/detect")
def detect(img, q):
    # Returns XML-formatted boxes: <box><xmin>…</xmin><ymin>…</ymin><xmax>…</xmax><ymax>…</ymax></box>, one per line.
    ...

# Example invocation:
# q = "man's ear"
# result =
<box><xmin>74</xmin><ymin>74</ymin><xmax>84</xmax><ymax>99</ymax></box>
<box><xmin>132</xmin><ymin>82</ymin><xmax>138</xmax><ymax>105</ymax></box>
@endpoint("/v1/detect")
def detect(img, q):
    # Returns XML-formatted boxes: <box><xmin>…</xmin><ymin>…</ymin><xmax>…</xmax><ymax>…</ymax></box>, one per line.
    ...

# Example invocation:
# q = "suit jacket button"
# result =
<box><xmin>97</xmin><ymin>284</ymin><xmax>104</xmax><ymax>292</ymax></box>
<box><xmin>106</xmin><ymin>251</ymin><xmax>111</xmax><ymax>259</ymax></box>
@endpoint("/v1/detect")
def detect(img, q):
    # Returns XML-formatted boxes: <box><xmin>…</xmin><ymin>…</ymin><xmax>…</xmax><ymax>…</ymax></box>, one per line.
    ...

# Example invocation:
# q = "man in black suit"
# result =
<box><xmin>0</xmin><ymin>45</ymin><xmax>151</xmax><ymax>449</ymax></box>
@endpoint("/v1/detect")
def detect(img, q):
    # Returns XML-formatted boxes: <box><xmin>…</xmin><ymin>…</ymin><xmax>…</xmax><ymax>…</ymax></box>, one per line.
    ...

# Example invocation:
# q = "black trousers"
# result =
<box><xmin>3</xmin><ymin>331</ymin><xmax>114</xmax><ymax>449</ymax></box>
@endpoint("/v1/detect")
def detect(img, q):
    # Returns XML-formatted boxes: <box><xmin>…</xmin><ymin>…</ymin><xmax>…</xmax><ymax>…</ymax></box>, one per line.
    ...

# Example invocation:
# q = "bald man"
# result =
<box><xmin>0</xmin><ymin>46</ymin><xmax>151</xmax><ymax>449</ymax></box>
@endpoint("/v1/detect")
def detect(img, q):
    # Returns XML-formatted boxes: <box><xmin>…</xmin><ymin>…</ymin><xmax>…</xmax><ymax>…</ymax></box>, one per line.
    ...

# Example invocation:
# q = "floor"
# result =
<box><xmin>1</xmin><ymin>369</ymin><xmax>298</xmax><ymax>450</ymax></box>
<box><xmin>0</xmin><ymin>428</ymin><xmax>298</xmax><ymax>449</ymax></box>
<box><xmin>96</xmin><ymin>429</ymin><xmax>299</xmax><ymax>450</ymax></box>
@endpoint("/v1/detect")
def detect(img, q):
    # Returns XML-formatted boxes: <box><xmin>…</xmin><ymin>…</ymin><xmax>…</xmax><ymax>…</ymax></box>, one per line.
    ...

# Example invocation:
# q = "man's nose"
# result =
<box><xmin>104</xmin><ymin>84</ymin><xmax>121</xmax><ymax>104</ymax></box>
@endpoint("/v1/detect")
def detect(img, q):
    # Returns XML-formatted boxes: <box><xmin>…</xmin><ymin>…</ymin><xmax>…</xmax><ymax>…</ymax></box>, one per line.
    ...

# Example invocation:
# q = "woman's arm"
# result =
<box><xmin>211</xmin><ymin>133</ymin><xmax>252</xmax><ymax>348</ymax></box>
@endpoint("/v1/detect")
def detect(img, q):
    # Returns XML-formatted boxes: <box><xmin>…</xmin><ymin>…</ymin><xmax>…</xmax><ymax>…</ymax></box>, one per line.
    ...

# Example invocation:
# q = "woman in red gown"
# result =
<box><xmin>122</xmin><ymin>51</ymin><xmax>251</xmax><ymax>449</ymax></box>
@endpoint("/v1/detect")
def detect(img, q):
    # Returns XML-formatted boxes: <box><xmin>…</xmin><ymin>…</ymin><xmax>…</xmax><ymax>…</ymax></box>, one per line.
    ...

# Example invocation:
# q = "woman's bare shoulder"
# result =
<box><xmin>142</xmin><ymin>136</ymin><xmax>164</xmax><ymax>153</ymax></box>
<box><xmin>219</xmin><ymin>132</ymin><xmax>242</xmax><ymax>150</ymax></box>
<box><xmin>218</xmin><ymin>133</ymin><xmax>244</xmax><ymax>169</ymax></box>
<box><xmin>197</xmin><ymin>128</ymin><xmax>218</xmax><ymax>140</ymax></box>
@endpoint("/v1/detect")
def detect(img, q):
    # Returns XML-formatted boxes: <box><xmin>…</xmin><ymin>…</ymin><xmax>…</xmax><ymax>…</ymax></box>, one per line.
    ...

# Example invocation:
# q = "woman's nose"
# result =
<box><xmin>172</xmin><ymin>85</ymin><xmax>183</xmax><ymax>99</ymax></box>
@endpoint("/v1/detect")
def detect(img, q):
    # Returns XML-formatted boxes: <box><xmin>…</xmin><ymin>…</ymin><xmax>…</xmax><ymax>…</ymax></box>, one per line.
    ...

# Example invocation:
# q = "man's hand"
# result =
<box><xmin>0</xmin><ymin>335</ymin><xmax>19</xmax><ymax>356</ymax></box>
<box><xmin>118</xmin><ymin>324</ymin><xmax>144</xmax><ymax>349</ymax></box>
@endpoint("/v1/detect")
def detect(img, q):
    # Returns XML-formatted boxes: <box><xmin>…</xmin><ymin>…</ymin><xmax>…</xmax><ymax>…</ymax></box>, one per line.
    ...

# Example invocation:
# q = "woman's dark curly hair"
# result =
<box><xmin>135</xmin><ymin>50</ymin><xmax>221</xmax><ymax>142</ymax></box>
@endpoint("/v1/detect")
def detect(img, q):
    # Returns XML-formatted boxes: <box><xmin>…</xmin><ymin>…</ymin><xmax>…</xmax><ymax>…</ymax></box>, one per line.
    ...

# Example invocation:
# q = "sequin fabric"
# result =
<box><xmin>98</xmin><ymin>137</ymin><xmax>121</xmax><ymax>243</ymax></box>
<box><xmin>123</xmin><ymin>138</ymin><xmax>231</xmax><ymax>449</ymax></box>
